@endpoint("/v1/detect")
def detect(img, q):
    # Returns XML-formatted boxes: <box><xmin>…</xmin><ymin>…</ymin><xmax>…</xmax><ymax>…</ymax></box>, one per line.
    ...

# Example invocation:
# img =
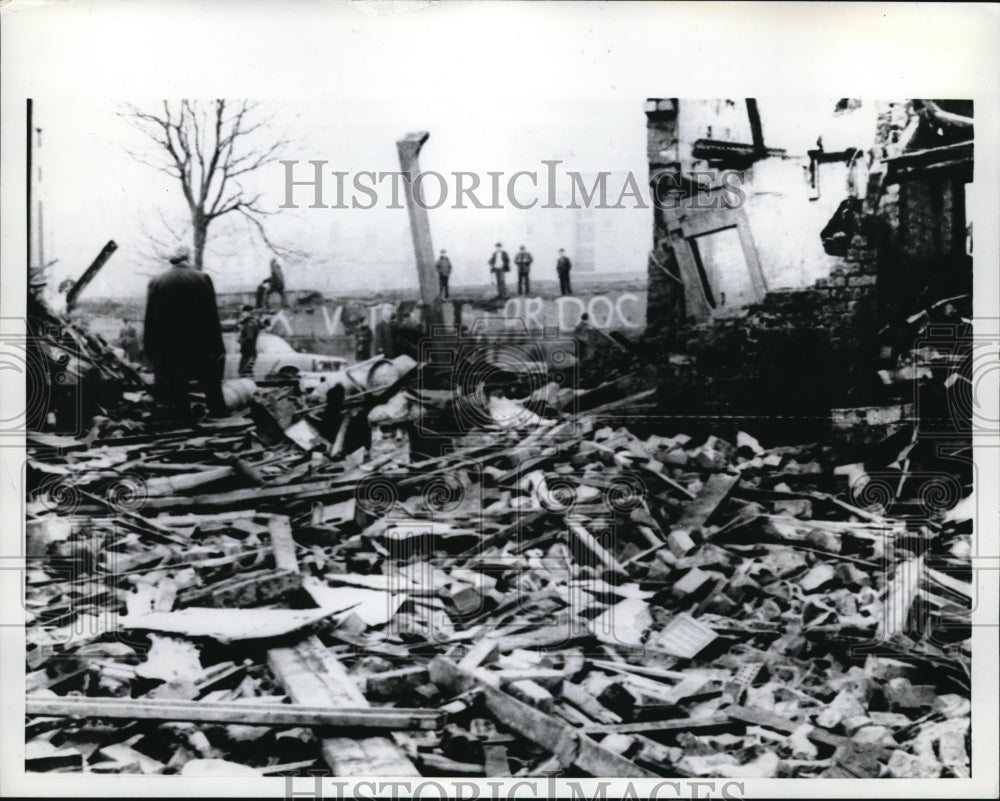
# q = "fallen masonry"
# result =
<box><xmin>23</xmin><ymin>349</ymin><xmax>972</xmax><ymax>780</ymax></box>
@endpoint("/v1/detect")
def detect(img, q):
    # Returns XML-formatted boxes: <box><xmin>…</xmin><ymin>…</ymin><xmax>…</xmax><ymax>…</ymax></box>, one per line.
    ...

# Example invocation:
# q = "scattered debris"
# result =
<box><xmin>23</xmin><ymin>371</ymin><xmax>971</xmax><ymax>778</ymax></box>
<box><xmin>21</xmin><ymin>295</ymin><xmax>972</xmax><ymax>778</ymax></box>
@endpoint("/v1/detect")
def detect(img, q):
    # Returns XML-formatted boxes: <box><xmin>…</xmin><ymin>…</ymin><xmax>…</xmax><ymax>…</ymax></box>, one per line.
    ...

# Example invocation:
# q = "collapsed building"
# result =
<box><xmin>19</xmin><ymin>98</ymin><xmax>977</xmax><ymax>780</ymax></box>
<box><xmin>643</xmin><ymin>99</ymin><xmax>973</xmax><ymax>442</ymax></box>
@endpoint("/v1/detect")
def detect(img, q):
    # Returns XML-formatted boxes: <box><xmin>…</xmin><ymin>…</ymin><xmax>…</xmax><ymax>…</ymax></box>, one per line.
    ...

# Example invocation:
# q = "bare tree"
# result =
<box><xmin>124</xmin><ymin>100</ymin><xmax>302</xmax><ymax>271</ymax></box>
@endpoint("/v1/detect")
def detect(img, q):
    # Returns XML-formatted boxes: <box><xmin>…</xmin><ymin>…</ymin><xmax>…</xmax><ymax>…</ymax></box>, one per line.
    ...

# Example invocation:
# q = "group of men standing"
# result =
<box><xmin>434</xmin><ymin>243</ymin><xmax>574</xmax><ymax>300</ymax></box>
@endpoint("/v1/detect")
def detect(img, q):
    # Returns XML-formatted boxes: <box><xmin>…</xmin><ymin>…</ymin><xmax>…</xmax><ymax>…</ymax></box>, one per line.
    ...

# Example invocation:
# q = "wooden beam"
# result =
<box><xmin>108</xmin><ymin>479</ymin><xmax>354</xmax><ymax>513</ymax></box>
<box><xmin>566</xmin><ymin>518</ymin><xmax>624</xmax><ymax>576</ymax></box>
<box><xmin>269</xmin><ymin>636</ymin><xmax>419</xmax><ymax>776</ymax></box>
<box><xmin>724</xmin><ymin>704</ymin><xmax>845</xmax><ymax>749</ymax></box>
<box><xmin>676</xmin><ymin>473</ymin><xmax>740</xmax><ymax>530</ymax></box>
<box><xmin>144</xmin><ymin>466</ymin><xmax>236</xmax><ymax>497</ymax></box>
<box><xmin>267</xmin><ymin>515</ymin><xmax>300</xmax><ymax>573</ymax></box>
<box><xmin>25</xmin><ymin>695</ymin><xmax>441</xmax><ymax>730</ymax></box>
<box><xmin>429</xmin><ymin>656</ymin><xmax>655</xmax><ymax>778</ymax></box>
<box><xmin>668</xmin><ymin>473</ymin><xmax>740</xmax><ymax>555</ymax></box>
<box><xmin>581</xmin><ymin>714</ymin><xmax>731</xmax><ymax>735</ymax></box>
<box><xmin>877</xmin><ymin>555</ymin><xmax>925</xmax><ymax>640</ymax></box>
<box><xmin>745</xmin><ymin>99</ymin><xmax>765</xmax><ymax>151</ymax></box>
<box><xmin>66</xmin><ymin>240</ymin><xmax>118</xmax><ymax>311</ymax></box>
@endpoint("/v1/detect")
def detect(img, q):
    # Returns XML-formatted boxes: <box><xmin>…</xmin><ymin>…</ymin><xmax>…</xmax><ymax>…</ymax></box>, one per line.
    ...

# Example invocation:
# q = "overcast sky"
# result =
<box><xmin>33</xmin><ymin>93</ymin><xmax>875</xmax><ymax>298</ymax></box>
<box><xmin>5</xmin><ymin>1</ymin><xmax>991</xmax><ymax>300</ymax></box>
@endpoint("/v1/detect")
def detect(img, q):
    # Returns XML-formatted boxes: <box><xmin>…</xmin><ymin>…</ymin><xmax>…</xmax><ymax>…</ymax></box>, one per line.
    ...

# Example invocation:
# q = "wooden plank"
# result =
<box><xmin>505</xmin><ymin>679</ymin><xmax>555</xmax><ymax>713</ymax></box>
<box><xmin>258</xmin><ymin>760</ymin><xmax>321</xmax><ymax>776</ymax></box>
<box><xmin>25</xmin><ymin>695</ymin><xmax>441</xmax><ymax>730</ymax></box>
<box><xmin>268</xmin><ymin>636</ymin><xmax>419</xmax><ymax>776</ymax></box>
<box><xmin>877</xmin><ymin>555</ymin><xmax>924</xmax><ymax>640</ymax></box>
<box><xmin>97</xmin><ymin>479</ymin><xmax>354</xmax><ymax>513</ymax></box>
<box><xmin>144</xmin><ymin>466</ymin><xmax>236</xmax><ymax>497</ymax></box>
<box><xmin>561</xmin><ymin>681</ymin><xmax>622</xmax><ymax>725</ymax></box>
<box><xmin>482</xmin><ymin>743</ymin><xmax>512</xmax><ymax>777</ymax></box>
<box><xmin>78</xmin><ymin>490</ymin><xmax>188</xmax><ymax>545</ymax></box>
<box><xmin>675</xmin><ymin>473</ymin><xmax>740</xmax><ymax>530</ymax></box>
<box><xmin>581</xmin><ymin>714</ymin><xmax>731</xmax><ymax>735</ymax></box>
<box><xmin>666</xmin><ymin>473</ymin><xmax>740</xmax><ymax>555</ymax></box>
<box><xmin>267</xmin><ymin>515</ymin><xmax>300</xmax><ymax>574</ymax></box>
<box><xmin>724</xmin><ymin>704</ymin><xmax>845</xmax><ymax>749</ymax></box>
<box><xmin>429</xmin><ymin>656</ymin><xmax>654</xmax><ymax>778</ymax></box>
<box><xmin>566</xmin><ymin>518</ymin><xmax>624</xmax><ymax>576</ymax></box>
<box><xmin>366</xmin><ymin>667</ymin><xmax>430</xmax><ymax>700</ymax></box>
<box><xmin>588</xmin><ymin>659</ymin><xmax>690</xmax><ymax>682</ymax></box>
<box><xmin>458</xmin><ymin>637</ymin><xmax>499</xmax><ymax>670</ymax></box>
<box><xmin>925</xmin><ymin>566</ymin><xmax>972</xmax><ymax>599</ymax></box>
<box><xmin>455</xmin><ymin>511</ymin><xmax>546</xmax><ymax>561</ymax></box>
<box><xmin>638</xmin><ymin>462</ymin><xmax>697</xmax><ymax>500</ymax></box>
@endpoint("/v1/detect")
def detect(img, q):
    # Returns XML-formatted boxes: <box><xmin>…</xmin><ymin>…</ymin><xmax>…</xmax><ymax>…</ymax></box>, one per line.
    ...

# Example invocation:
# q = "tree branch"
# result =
<box><xmin>123</xmin><ymin>98</ymin><xmax>306</xmax><ymax>271</ymax></box>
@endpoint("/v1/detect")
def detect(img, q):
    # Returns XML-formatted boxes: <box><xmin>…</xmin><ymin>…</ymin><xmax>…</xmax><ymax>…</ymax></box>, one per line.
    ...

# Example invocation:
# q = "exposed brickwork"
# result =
<box><xmin>644</xmin><ymin>224</ymin><xmax>883</xmax><ymax>432</ymax></box>
<box><xmin>640</xmin><ymin>99</ymin><xmax>971</xmax><ymax>436</ymax></box>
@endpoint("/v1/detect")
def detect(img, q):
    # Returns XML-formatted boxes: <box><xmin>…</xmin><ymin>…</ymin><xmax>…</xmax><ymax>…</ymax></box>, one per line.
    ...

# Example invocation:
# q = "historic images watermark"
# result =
<box><xmin>284</xmin><ymin>776</ymin><xmax>746</xmax><ymax>800</ymax></box>
<box><xmin>278</xmin><ymin>161</ymin><xmax>747</xmax><ymax>211</ymax></box>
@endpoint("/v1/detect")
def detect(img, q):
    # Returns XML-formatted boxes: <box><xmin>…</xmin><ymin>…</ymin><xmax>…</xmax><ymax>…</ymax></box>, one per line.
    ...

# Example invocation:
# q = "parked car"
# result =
<box><xmin>222</xmin><ymin>332</ymin><xmax>348</xmax><ymax>380</ymax></box>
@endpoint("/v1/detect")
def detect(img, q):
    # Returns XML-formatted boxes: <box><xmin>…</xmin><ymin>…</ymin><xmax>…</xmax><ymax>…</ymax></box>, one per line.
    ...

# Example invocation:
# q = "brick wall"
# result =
<box><xmin>645</xmin><ymin>226</ymin><xmax>883</xmax><ymax>435</ymax></box>
<box><xmin>639</xmin><ymin>99</ymin><xmax>970</xmax><ymax>436</ymax></box>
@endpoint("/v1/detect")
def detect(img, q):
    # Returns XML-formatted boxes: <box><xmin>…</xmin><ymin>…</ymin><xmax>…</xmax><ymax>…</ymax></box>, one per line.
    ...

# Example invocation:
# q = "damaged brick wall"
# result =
<box><xmin>641</xmin><ymin>99</ymin><xmax>972</xmax><ymax>435</ymax></box>
<box><xmin>649</xmin><ymin>231</ymin><xmax>881</xmax><ymax>435</ymax></box>
<box><xmin>870</xmin><ymin>100</ymin><xmax>972</xmax><ymax>334</ymax></box>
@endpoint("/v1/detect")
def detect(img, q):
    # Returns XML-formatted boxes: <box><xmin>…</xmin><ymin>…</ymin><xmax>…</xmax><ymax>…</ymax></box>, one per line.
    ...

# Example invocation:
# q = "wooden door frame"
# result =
<box><xmin>661</xmin><ymin>202</ymin><xmax>768</xmax><ymax>322</ymax></box>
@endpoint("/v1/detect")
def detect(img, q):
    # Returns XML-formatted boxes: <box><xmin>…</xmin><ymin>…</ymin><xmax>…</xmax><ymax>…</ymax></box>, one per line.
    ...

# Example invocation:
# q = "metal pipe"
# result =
<box><xmin>66</xmin><ymin>240</ymin><xmax>118</xmax><ymax>311</ymax></box>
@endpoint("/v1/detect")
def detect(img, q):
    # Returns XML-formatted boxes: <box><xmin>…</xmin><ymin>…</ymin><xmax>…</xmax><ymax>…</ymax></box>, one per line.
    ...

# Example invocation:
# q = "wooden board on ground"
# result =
<box><xmin>268</xmin><ymin>636</ymin><xmax>419</xmax><ymax>776</ymax></box>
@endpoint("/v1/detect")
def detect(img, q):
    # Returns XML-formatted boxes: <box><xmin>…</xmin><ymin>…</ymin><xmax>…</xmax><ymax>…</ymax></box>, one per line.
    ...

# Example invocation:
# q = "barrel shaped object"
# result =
<box><xmin>221</xmin><ymin>378</ymin><xmax>258</xmax><ymax>410</ymax></box>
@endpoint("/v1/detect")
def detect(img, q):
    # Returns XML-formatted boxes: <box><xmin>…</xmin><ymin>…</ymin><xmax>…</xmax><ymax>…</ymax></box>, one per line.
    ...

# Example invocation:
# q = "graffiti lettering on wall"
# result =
<box><xmin>260</xmin><ymin>293</ymin><xmax>646</xmax><ymax>341</ymax></box>
<box><xmin>267</xmin><ymin>305</ymin><xmax>346</xmax><ymax>338</ymax></box>
<box><xmin>501</xmin><ymin>291</ymin><xmax>646</xmax><ymax>331</ymax></box>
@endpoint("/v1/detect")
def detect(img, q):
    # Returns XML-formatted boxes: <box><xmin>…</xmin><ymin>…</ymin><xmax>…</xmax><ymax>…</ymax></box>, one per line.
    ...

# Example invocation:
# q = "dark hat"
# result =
<box><xmin>495</xmin><ymin>242</ymin><xmax>502</xmax><ymax>247</ymax></box>
<box><xmin>242</xmin><ymin>304</ymin><xmax>254</xmax><ymax>312</ymax></box>
<box><xmin>168</xmin><ymin>245</ymin><xmax>191</xmax><ymax>264</ymax></box>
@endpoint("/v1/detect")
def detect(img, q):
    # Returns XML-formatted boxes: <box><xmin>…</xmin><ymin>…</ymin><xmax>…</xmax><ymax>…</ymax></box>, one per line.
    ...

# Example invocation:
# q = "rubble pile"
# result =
<box><xmin>26</xmin><ymin>292</ymin><xmax>145</xmax><ymax>432</ymax></box>
<box><xmin>24</xmin><ymin>387</ymin><xmax>972</xmax><ymax>778</ymax></box>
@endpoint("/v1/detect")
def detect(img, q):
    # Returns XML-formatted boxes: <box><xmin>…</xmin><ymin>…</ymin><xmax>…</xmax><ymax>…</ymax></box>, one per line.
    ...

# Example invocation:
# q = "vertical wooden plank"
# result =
<box><xmin>268</xmin><ymin>636</ymin><xmax>419</xmax><ymax>777</ymax></box>
<box><xmin>267</xmin><ymin>515</ymin><xmax>300</xmax><ymax>574</ymax></box>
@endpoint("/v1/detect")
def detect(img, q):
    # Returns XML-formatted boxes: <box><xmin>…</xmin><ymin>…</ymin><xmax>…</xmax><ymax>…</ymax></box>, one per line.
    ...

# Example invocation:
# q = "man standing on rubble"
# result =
<box><xmin>117</xmin><ymin>319</ymin><xmax>141</xmax><ymax>364</ymax></box>
<box><xmin>488</xmin><ymin>242</ymin><xmax>510</xmax><ymax>300</ymax></box>
<box><xmin>435</xmin><ymin>249</ymin><xmax>452</xmax><ymax>299</ymax></box>
<box><xmin>573</xmin><ymin>312</ymin><xmax>593</xmax><ymax>363</ymax></box>
<box><xmin>376</xmin><ymin>311</ymin><xmax>396</xmax><ymax>358</ymax></box>
<box><xmin>395</xmin><ymin>310</ymin><xmax>422</xmax><ymax>359</ymax></box>
<box><xmin>514</xmin><ymin>244</ymin><xmax>533</xmax><ymax>295</ymax></box>
<box><xmin>354</xmin><ymin>317</ymin><xmax>373</xmax><ymax>361</ymax></box>
<box><xmin>237</xmin><ymin>305</ymin><xmax>261</xmax><ymax>377</ymax></box>
<box><xmin>144</xmin><ymin>245</ymin><xmax>227</xmax><ymax>418</ymax></box>
<box><xmin>256</xmin><ymin>257</ymin><xmax>288</xmax><ymax>309</ymax></box>
<box><xmin>556</xmin><ymin>248</ymin><xmax>573</xmax><ymax>295</ymax></box>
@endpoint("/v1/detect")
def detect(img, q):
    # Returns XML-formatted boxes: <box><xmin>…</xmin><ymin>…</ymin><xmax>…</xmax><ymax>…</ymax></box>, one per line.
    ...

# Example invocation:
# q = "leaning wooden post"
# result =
<box><xmin>396</xmin><ymin>132</ymin><xmax>438</xmax><ymax>312</ymax></box>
